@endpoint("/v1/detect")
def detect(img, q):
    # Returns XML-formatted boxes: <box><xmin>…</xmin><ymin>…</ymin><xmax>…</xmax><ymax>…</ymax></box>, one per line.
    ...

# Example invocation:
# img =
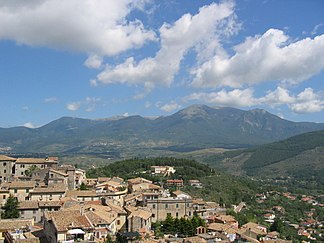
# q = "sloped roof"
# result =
<box><xmin>66</xmin><ymin>190</ymin><xmax>98</xmax><ymax>197</ymax></box>
<box><xmin>45</xmin><ymin>210</ymin><xmax>92</xmax><ymax>232</ymax></box>
<box><xmin>19</xmin><ymin>200</ymin><xmax>39</xmax><ymax>210</ymax></box>
<box><xmin>0</xmin><ymin>155</ymin><xmax>16</xmax><ymax>161</ymax></box>
<box><xmin>2</xmin><ymin>181</ymin><xmax>36</xmax><ymax>189</ymax></box>
<box><xmin>31</xmin><ymin>185</ymin><xmax>67</xmax><ymax>193</ymax></box>
<box><xmin>0</xmin><ymin>218</ymin><xmax>34</xmax><ymax>231</ymax></box>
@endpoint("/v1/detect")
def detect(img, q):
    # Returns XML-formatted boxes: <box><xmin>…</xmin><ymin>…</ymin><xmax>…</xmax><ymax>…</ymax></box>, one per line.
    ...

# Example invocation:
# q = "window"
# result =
<box><xmin>167</xmin><ymin>213</ymin><xmax>171</xmax><ymax>217</ymax></box>
<box><xmin>3</xmin><ymin>163</ymin><xmax>6</xmax><ymax>166</ymax></box>
<box><xmin>21</xmin><ymin>211</ymin><xmax>24</xmax><ymax>215</ymax></box>
<box><xmin>33</xmin><ymin>210</ymin><xmax>37</xmax><ymax>214</ymax></box>
<box><xmin>3</xmin><ymin>170</ymin><xmax>6</xmax><ymax>174</ymax></box>
<box><xmin>176</xmin><ymin>212</ymin><xmax>179</xmax><ymax>218</ymax></box>
<box><xmin>176</xmin><ymin>203</ymin><xmax>179</xmax><ymax>208</ymax></box>
<box><xmin>25</xmin><ymin>197</ymin><xmax>29</xmax><ymax>200</ymax></box>
<box><xmin>3</xmin><ymin>195</ymin><xmax>6</xmax><ymax>199</ymax></box>
<box><xmin>21</xmin><ymin>172</ymin><xmax>24</xmax><ymax>175</ymax></box>
<box><xmin>14</xmin><ymin>189</ymin><xmax>17</xmax><ymax>193</ymax></box>
<box><xmin>188</xmin><ymin>212</ymin><xmax>191</xmax><ymax>216</ymax></box>
<box><xmin>152</xmin><ymin>204</ymin><xmax>156</xmax><ymax>209</ymax></box>
<box><xmin>165</xmin><ymin>203</ymin><xmax>168</xmax><ymax>209</ymax></box>
<box><xmin>152</xmin><ymin>214</ymin><xmax>155</xmax><ymax>218</ymax></box>
<box><xmin>117</xmin><ymin>220</ymin><xmax>120</xmax><ymax>225</ymax></box>
<box><xmin>26</xmin><ymin>189</ymin><xmax>29</xmax><ymax>193</ymax></box>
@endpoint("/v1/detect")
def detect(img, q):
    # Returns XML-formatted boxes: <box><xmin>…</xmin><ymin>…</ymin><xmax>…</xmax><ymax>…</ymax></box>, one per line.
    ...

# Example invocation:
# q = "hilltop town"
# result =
<box><xmin>0</xmin><ymin>155</ymin><xmax>323</xmax><ymax>243</ymax></box>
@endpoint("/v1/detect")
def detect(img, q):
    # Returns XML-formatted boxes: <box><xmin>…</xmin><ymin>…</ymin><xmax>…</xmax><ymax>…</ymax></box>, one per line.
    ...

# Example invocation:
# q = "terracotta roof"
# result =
<box><xmin>16</xmin><ymin>157</ymin><xmax>58</xmax><ymax>164</ymax></box>
<box><xmin>0</xmin><ymin>155</ymin><xmax>16</xmax><ymax>161</ymax></box>
<box><xmin>128</xmin><ymin>177</ymin><xmax>152</xmax><ymax>185</ymax></box>
<box><xmin>39</xmin><ymin>201</ymin><xmax>63</xmax><ymax>208</ymax></box>
<box><xmin>0</xmin><ymin>218</ymin><xmax>34</xmax><ymax>231</ymax></box>
<box><xmin>45</xmin><ymin>210</ymin><xmax>92</xmax><ymax>232</ymax></box>
<box><xmin>126</xmin><ymin>206</ymin><xmax>152</xmax><ymax>220</ymax></box>
<box><xmin>66</xmin><ymin>190</ymin><xmax>98</xmax><ymax>197</ymax></box>
<box><xmin>31</xmin><ymin>185</ymin><xmax>67</xmax><ymax>193</ymax></box>
<box><xmin>49</xmin><ymin>168</ymin><xmax>68</xmax><ymax>177</ymax></box>
<box><xmin>208</xmin><ymin>223</ymin><xmax>230</xmax><ymax>232</ymax></box>
<box><xmin>106</xmin><ymin>201</ymin><xmax>127</xmax><ymax>214</ymax></box>
<box><xmin>215</xmin><ymin>215</ymin><xmax>237</xmax><ymax>223</ymax></box>
<box><xmin>3</xmin><ymin>181</ymin><xmax>36</xmax><ymax>189</ymax></box>
<box><xmin>19</xmin><ymin>200</ymin><xmax>39</xmax><ymax>210</ymax></box>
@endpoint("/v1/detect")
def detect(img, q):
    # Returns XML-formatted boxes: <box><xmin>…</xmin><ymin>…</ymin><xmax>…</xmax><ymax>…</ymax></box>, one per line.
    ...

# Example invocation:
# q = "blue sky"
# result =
<box><xmin>0</xmin><ymin>0</ymin><xmax>323</xmax><ymax>128</ymax></box>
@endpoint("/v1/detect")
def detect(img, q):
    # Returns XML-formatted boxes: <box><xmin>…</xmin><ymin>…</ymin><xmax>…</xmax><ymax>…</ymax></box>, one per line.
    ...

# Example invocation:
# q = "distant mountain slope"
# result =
<box><xmin>205</xmin><ymin>130</ymin><xmax>324</xmax><ymax>183</ymax></box>
<box><xmin>1</xmin><ymin>105</ymin><xmax>324</xmax><ymax>154</ymax></box>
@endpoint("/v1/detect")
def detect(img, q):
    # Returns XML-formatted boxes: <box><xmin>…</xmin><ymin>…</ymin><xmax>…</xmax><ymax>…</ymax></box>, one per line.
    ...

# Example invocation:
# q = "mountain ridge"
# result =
<box><xmin>1</xmin><ymin>105</ymin><xmax>324</xmax><ymax>155</ymax></box>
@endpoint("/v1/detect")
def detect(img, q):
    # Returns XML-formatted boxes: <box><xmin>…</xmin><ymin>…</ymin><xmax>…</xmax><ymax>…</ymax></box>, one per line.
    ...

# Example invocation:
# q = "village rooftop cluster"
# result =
<box><xmin>0</xmin><ymin>155</ymin><xmax>318</xmax><ymax>243</ymax></box>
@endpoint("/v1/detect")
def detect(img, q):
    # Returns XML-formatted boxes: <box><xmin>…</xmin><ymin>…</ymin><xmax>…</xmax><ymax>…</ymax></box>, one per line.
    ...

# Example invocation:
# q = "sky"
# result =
<box><xmin>0</xmin><ymin>0</ymin><xmax>323</xmax><ymax>128</ymax></box>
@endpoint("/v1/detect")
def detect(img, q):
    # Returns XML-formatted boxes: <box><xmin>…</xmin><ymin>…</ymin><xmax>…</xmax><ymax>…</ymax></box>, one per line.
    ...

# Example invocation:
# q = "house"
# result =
<box><xmin>1</xmin><ymin>181</ymin><xmax>36</xmax><ymax>201</ymax></box>
<box><xmin>172</xmin><ymin>190</ymin><xmax>192</xmax><ymax>199</ymax></box>
<box><xmin>0</xmin><ymin>155</ymin><xmax>16</xmax><ymax>182</ymax></box>
<box><xmin>146</xmin><ymin>197</ymin><xmax>194</xmax><ymax>222</ymax></box>
<box><xmin>151</xmin><ymin>166</ymin><xmax>176</xmax><ymax>175</ymax></box>
<box><xmin>65</xmin><ymin>204</ymin><xmax>121</xmax><ymax>238</ymax></box>
<box><xmin>166</xmin><ymin>179</ymin><xmax>184</xmax><ymax>188</ymax></box>
<box><xmin>239</xmin><ymin>222</ymin><xmax>267</xmax><ymax>240</ymax></box>
<box><xmin>47</xmin><ymin>169</ymin><xmax>69</xmax><ymax>186</ymax></box>
<box><xmin>19</xmin><ymin>200</ymin><xmax>41</xmax><ymax>222</ymax></box>
<box><xmin>43</xmin><ymin>210</ymin><xmax>94</xmax><ymax>242</ymax></box>
<box><xmin>193</xmin><ymin>199</ymin><xmax>208</xmax><ymax>218</ymax></box>
<box><xmin>214</xmin><ymin>215</ymin><xmax>238</xmax><ymax>228</ymax></box>
<box><xmin>125</xmin><ymin>206</ymin><xmax>152</xmax><ymax>232</ymax></box>
<box><xmin>14</xmin><ymin>157</ymin><xmax>58</xmax><ymax>177</ymax></box>
<box><xmin>19</xmin><ymin>200</ymin><xmax>63</xmax><ymax>223</ymax></box>
<box><xmin>188</xmin><ymin>179</ymin><xmax>203</xmax><ymax>188</ymax></box>
<box><xmin>30</xmin><ymin>184</ymin><xmax>67</xmax><ymax>201</ymax></box>
<box><xmin>65</xmin><ymin>189</ymin><xmax>100</xmax><ymax>202</ymax></box>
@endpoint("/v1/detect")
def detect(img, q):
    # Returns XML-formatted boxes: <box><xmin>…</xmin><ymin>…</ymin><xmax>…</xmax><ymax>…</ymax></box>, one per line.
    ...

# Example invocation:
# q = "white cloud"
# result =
<box><xmin>192</xmin><ymin>29</ymin><xmax>324</xmax><ymax>88</ymax></box>
<box><xmin>84</xmin><ymin>55</ymin><xmax>103</xmax><ymax>69</ymax></box>
<box><xmin>0</xmin><ymin>0</ymin><xmax>155</xmax><ymax>56</ymax></box>
<box><xmin>160</xmin><ymin>101</ymin><xmax>181</xmax><ymax>113</ymax></box>
<box><xmin>66</xmin><ymin>102</ymin><xmax>81</xmax><ymax>111</ymax></box>
<box><xmin>185</xmin><ymin>87</ymin><xmax>324</xmax><ymax>114</ymax></box>
<box><xmin>44</xmin><ymin>97</ymin><xmax>58</xmax><ymax>103</ymax></box>
<box><xmin>23</xmin><ymin>122</ymin><xmax>38</xmax><ymax>129</ymax></box>
<box><xmin>311</xmin><ymin>23</ymin><xmax>324</xmax><ymax>35</ymax></box>
<box><xmin>95</xmin><ymin>1</ymin><xmax>238</xmax><ymax>89</ymax></box>
<box><xmin>184</xmin><ymin>88</ymin><xmax>256</xmax><ymax>107</ymax></box>
<box><xmin>66</xmin><ymin>97</ymin><xmax>101</xmax><ymax>112</ymax></box>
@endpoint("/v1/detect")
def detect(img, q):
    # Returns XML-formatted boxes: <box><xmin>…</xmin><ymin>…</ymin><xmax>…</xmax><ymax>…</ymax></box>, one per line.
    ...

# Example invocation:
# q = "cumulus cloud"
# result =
<box><xmin>84</xmin><ymin>55</ymin><xmax>103</xmax><ymax>69</ymax></box>
<box><xmin>0</xmin><ymin>0</ymin><xmax>155</xmax><ymax>56</ymax></box>
<box><xmin>23</xmin><ymin>122</ymin><xmax>38</xmax><ymax>129</ymax></box>
<box><xmin>95</xmin><ymin>1</ymin><xmax>238</xmax><ymax>88</ymax></box>
<box><xmin>185</xmin><ymin>88</ymin><xmax>256</xmax><ymax>107</ymax></box>
<box><xmin>159</xmin><ymin>101</ymin><xmax>181</xmax><ymax>113</ymax></box>
<box><xmin>184</xmin><ymin>87</ymin><xmax>324</xmax><ymax>114</ymax></box>
<box><xmin>66</xmin><ymin>102</ymin><xmax>81</xmax><ymax>111</ymax></box>
<box><xmin>192</xmin><ymin>29</ymin><xmax>324</xmax><ymax>88</ymax></box>
<box><xmin>66</xmin><ymin>97</ymin><xmax>101</xmax><ymax>112</ymax></box>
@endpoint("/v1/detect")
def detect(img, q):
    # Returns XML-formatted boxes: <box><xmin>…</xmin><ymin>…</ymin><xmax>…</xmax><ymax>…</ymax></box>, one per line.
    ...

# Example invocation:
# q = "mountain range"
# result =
<box><xmin>203</xmin><ymin>130</ymin><xmax>324</xmax><ymax>187</ymax></box>
<box><xmin>1</xmin><ymin>105</ymin><xmax>324</xmax><ymax>155</ymax></box>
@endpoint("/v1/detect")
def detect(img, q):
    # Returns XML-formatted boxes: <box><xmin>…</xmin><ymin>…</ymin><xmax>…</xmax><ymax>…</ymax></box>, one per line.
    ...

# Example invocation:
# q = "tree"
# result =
<box><xmin>1</xmin><ymin>195</ymin><xmax>19</xmax><ymax>219</ymax></box>
<box><xmin>25</xmin><ymin>165</ymin><xmax>38</xmax><ymax>177</ymax></box>
<box><xmin>79</xmin><ymin>182</ymin><xmax>88</xmax><ymax>190</ymax></box>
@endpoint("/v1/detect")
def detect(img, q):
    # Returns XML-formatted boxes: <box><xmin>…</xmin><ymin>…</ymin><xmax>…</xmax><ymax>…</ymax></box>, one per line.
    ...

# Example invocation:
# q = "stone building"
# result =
<box><xmin>146</xmin><ymin>197</ymin><xmax>194</xmax><ymax>222</ymax></box>
<box><xmin>0</xmin><ymin>155</ymin><xmax>16</xmax><ymax>182</ymax></box>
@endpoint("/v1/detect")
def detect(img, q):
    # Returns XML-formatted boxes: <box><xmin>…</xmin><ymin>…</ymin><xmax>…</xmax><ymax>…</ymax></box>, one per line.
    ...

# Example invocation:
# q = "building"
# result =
<box><xmin>30</xmin><ymin>185</ymin><xmax>67</xmax><ymax>201</ymax></box>
<box><xmin>151</xmin><ymin>166</ymin><xmax>176</xmax><ymax>175</ymax></box>
<box><xmin>146</xmin><ymin>197</ymin><xmax>194</xmax><ymax>222</ymax></box>
<box><xmin>0</xmin><ymin>155</ymin><xmax>16</xmax><ymax>182</ymax></box>
<box><xmin>166</xmin><ymin>179</ymin><xmax>184</xmax><ymax>188</ymax></box>
<box><xmin>1</xmin><ymin>181</ymin><xmax>36</xmax><ymax>201</ymax></box>
<box><xmin>125</xmin><ymin>206</ymin><xmax>152</xmax><ymax>232</ymax></box>
<box><xmin>14</xmin><ymin>157</ymin><xmax>58</xmax><ymax>177</ymax></box>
